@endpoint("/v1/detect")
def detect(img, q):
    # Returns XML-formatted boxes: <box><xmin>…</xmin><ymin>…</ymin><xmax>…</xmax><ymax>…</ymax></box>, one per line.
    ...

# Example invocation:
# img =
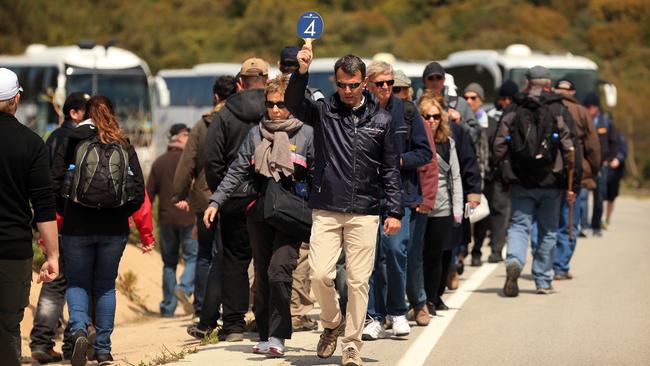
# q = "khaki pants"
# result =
<box><xmin>309</xmin><ymin>209</ymin><xmax>379</xmax><ymax>351</ymax></box>
<box><xmin>291</xmin><ymin>244</ymin><xmax>314</xmax><ymax>317</ymax></box>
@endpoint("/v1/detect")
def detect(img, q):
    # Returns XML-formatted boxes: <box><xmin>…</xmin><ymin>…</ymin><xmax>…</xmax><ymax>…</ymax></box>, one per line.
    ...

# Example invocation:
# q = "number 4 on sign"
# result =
<box><xmin>304</xmin><ymin>20</ymin><xmax>316</xmax><ymax>37</ymax></box>
<box><xmin>297</xmin><ymin>11</ymin><xmax>324</xmax><ymax>46</ymax></box>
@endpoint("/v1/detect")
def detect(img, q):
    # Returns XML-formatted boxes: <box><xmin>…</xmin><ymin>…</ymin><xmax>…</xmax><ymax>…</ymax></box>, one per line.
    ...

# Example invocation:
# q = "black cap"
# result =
<box><xmin>280</xmin><ymin>46</ymin><xmax>300</xmax><ymax>67</ymax></box>
<box><xmin>169</xmin><ymin>123</ymin><xmax>190</xmax><ymax>137</ymax></box>
<box><xmin>555</xmin><ymin>78</ymin><xmax>575</xmax><ymax>91</ymax></box>
<box><xmin>582</xmin><ymin>92</ymin><xmax>600</xmax><ymax>108</ymax></box>
<box><xmin>498</xmin><ymin>79</ymin><xmax>519</xmax><ymax>98</ymax></box>
<box><xmin>63</xmin><ymin>92</ymin><xmax>90</xmax><ymax>117</ymax></box>
<box><xmin>422</xmin><ymin>62</ymin><xmax>445</xmax><ymax>79</ymax></box>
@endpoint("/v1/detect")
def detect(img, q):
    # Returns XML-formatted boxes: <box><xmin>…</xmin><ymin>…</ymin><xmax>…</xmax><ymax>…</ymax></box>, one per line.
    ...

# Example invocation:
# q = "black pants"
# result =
<box><xmin>194</xmin><ymin>212</ymin><xmax>215</xmax><ymax>316</ymax></box>
<box><xmin>220</xmin><ymin>210</ymin><xmax>252</xmax><ymax>334</ymax></box>
<box><xmin>247</xmin><ymin>219</ymin><xmax>300</xmax><ymax>340</ymax></box>
<box><xmin>29</xmin><ymin>272</ymin><xmax>68</xmax><ymax>352</ymax></box>
<box><xmin>0</xmin><ymin>258</ymin><xmax>32</xmax><ymax>366</ymax></box>
<box><xmin>198</xmin><ymin>217</ymin><xmax>223</xmax><ymax>329</ymax></box>
<box><xmin>423</xmin><ymin>216</ymin><xmax>453</xmax><ymax>305</ymax></box>
<box><xmin>481</xmin><ymin>180</ymin><xmax>511</xmax><ymax>256</ymax></box>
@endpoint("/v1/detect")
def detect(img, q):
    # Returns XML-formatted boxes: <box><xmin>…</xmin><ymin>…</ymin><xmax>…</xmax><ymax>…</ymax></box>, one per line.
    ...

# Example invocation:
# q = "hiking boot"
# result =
<box><xmin>536</xmin><ymin>286</ymin><xmax>554</xmax><ymax>295</ymax></box>
<box><xmin>503</xmin><ymin>263</ymin><xmax>521</xmax><ymax>297</ymax></box>
<box><xmin>174</xmin><ymin>288</ymin><xmax>194</xmax><ymax>315</ymax></box>
<box><xmin>218</xmin><ymin>332</ymin><xmax>243</xmax><ymax>342</ymax></box>
<box><xmin>96</xmin><ymin>353</ymin><xmax>114</xmax><ymax>366</ymax></box>
<box><xmin>292</xmin><ymin>315</ymin><xmax>318</xmax><ymax>332</ymax></box>
<box><xmin>342</xmin><ymin>346</ymin><xmax>362</xmax><ymax>366</ymax></box>
<box><xmin>447</xmin><ymin>271</ymin><xmax>460</xmax><ymax>290</ymax></box>
<box><xmin>31</xmin><ymin>348</ymin><xmax>63</xmax><ymax>364</ymax></box>
<box><xmin>316</xmin><ymin>321</ymin><xmax>344</xmax><ymax>358</ymax></box>
<box><xmin>70</xmin><ymin>331</ymin><xmax>88</xmax><ymax>366</ymax></box>
<box><xmin>414</xmin><ymin>306</ymin><xmax>430</xmax><ymax>326</ymax></box>
<box><xmin>186</xmin><ymin>323</ymin><xmax>214</xmax><ymax>340</ymax></box>
<box><xmin>391</xmin><ymin>315</ymin><xmax>410</xmax><ymax>337</ymax></box>
<box><xmin>267</xmin><ymin>337</ymin><xmax>285</xmax><ymax>358</ymax></box>
<box><xmin>361</xmin><ymin>319</ymin><xmax>385</xmax><ymax>341</ymax></box>
<box><xmin>471</xmin><ymin>255</ymin><xmax>482</xmax><ymax>267</ymax></box>
<box><xmin>487</xmin><ymin>252</ymin><xmax>503</xmax><ymax>263</ymax></box>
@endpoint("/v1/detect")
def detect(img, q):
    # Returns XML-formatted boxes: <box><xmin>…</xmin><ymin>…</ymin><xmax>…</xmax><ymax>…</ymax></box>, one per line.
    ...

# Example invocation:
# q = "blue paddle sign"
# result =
<box><xmin>297</xmin><ymin>11</ymin><xmax>324</xmax><ymax>41</ymax></box>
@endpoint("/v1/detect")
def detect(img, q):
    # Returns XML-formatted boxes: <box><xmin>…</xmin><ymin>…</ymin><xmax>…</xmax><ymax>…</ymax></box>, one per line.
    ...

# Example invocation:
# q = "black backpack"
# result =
<box><xmin>508</xmin><ymin>97</ymin><xmax>561</xmax><ymax>181</ymax></box>
<box><xmin>67</xmin><ymin>137</ymin><xmax>134</xmax><ymax>208</ymax></box>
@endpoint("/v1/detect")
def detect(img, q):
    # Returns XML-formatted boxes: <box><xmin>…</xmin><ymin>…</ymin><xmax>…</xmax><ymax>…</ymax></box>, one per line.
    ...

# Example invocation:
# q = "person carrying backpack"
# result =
<box><xmin>493</xmin><ymin>66</ymin><xmax>578</xmax><ymax>297</ymax></box>
<box><xmin>51</xmin><ymin>95</ymin><xmax>145</xmax><ymax>366</ymax></box>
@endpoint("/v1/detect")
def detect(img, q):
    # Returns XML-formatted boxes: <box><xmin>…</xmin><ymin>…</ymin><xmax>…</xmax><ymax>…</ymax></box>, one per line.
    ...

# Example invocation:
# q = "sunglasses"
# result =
<box><xmin>392</xmin><ymin>87</ymin><xmax>406</xmax><ymax>93</ymax></box>
<box><xmin>373</xmin><ymin>80</ymin><xmax>395</xmax><ymax>87</ymax></box>
<box><xmin>464</xmin><ymin>95</ymin><xmax>479</xmax><ymax>101</ymax></box>
<box><xmin>426</xmin><ymin>74</ymin><xmax>444</xmax><ymax>81</ymax></box>
<box><xmin>336</xmin><ymin>81</ymin><xmax>362</xmax><ymax>90</ymax></box>
<box><xmin>422</xmin><ymin>114</ymin><xmax>441</xmax><ymax>121</ymax></box>
<box><xmin>265</xmin><ymin>101</ymin><xmax>286</xmax><ymax>109</ymax></box>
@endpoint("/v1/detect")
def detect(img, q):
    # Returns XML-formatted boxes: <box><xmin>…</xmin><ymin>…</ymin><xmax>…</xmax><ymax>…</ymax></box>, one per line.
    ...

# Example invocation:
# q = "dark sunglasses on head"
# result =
<box><xmin>426</xmin><ymin>74</ymin><xmax>444</xmax><ymax>81</ymax></box>
<box><xmin>464</xmin><ymin>95</ymin><xmax>479</xmax><ymax>101</ymax></box>
<box><xmin>373</xmin><ymin>80</ymin><xmax>395</xmax><ymax>87</ymax></box>
<box><xmin>392</xmin><ymin>87</ymin><xmax>405</xmax><ymax>93</ymax></box>
<box><xmin>336</xmin><ymin>81</ymin><xmax>362</xmax><ymax>90</ymax></box>
<box><xmin>422</xmin><ymin>114</ymin><xmax>441</xmax><ymax>121</ymax></box>
<box><xmin>265</xmin><ymin>101</ymin><xmax>286</xmax><ymax>109</ymax></box>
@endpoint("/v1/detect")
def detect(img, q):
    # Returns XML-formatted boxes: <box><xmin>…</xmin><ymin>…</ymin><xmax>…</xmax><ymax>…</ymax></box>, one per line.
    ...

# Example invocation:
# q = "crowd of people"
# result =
<box><xmin>0</xmin><ymin>40</ymin><xmax>629</xmax><ymax>366</ymax></box>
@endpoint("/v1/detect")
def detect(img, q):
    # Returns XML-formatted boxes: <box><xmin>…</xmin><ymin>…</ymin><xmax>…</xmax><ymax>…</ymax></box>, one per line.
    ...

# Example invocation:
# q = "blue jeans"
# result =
<box><xmin>579</xmin><ymin>188</ymin><xmax>590</xmax><ymax>232</ymax></box>
<box><xmin>368</xmin><ymin>207</ymin><xmax>411</xmax><ymax>321</ymax></box>
<box><xmin>505</xmin><ymin>186</ymin><xmax>561</xmax><ymax>289</ymax></box>
<box><xmin>159</xmin><ymin>224</ymin><xmax>198</xmax><ymax>315</ymax></box>
<box><xmin>592</xmin><ymin>165</ymin><xmax>608</xmax><ymax>232</ymax></box>
<box><xmin>61</xmin><ymin>235</ymin><xmax>127</xmax><ymax>355</ymax></box>
<box><xmin>406</xmin><ymin>211</ymin><xmax>428</xmax><ymax>310</ymax></box>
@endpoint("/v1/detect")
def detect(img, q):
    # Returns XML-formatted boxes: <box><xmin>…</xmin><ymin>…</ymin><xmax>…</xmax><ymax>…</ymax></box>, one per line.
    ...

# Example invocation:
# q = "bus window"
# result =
<box><xmin>163</xmin><ymin>76</ymin><xmax>216</xmax><ymax>107</ymax></box>
<box><xmin>509</xmin><ymin>68</ymin><xmax>598</xmax><ymax>101</ymax></box>
<box><xmin>308</xmin><ymin>72</ymin><xmax>336</xmax><ymax>98</ymax></box>
<box><xmin>445</xmin><ymin>65</ymin><xmax>497</xmax><ymax>102</ymax></box>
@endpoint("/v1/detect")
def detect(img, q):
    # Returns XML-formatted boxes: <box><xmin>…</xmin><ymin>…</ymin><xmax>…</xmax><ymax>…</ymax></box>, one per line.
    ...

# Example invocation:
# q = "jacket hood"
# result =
<box><xmin>225</xmin><ymin>89</ymin><xmax>266</xmax><ymax>122</ymax></box>
<box><xmin>70</xmin><ymin>120</ymin><xmax>98</xmax><ymax>140</ymax></box>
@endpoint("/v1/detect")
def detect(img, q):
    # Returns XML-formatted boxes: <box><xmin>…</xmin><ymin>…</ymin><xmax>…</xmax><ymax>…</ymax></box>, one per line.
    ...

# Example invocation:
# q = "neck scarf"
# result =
<box><xmin>253</xmin><ymin>117</ymin><xmax>303</xmax><ymax>181</ymax></box>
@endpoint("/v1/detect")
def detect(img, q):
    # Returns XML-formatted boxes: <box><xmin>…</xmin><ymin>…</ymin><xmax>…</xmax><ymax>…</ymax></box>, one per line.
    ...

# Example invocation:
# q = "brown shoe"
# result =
<box><xmin>415</xmin><ymin>306</ymin><xmax>430</xmax><ymax>326</ymax></box>
<box><xmin>31</xmin><ymin>348</ymin><xmax>63</xmax><ymax>364</ymax></box>
<box><xmin>341</xmin><ymin>347</ymin><xmax>362</xmax><ymax>366</ymax></box>
<box><xmin>447</xmin><ymin>272</ymin><xmax>460</xmax><ymax>290</ymax></box>
<box><xmin>292</xmin><ymin>315</ymin><xmax>318</xmax><ymax>332</ymax></box>
<box><xmin>316</xmin><ymin>321</ymin><xmax>344</xmax><ymax>359</ymax></box>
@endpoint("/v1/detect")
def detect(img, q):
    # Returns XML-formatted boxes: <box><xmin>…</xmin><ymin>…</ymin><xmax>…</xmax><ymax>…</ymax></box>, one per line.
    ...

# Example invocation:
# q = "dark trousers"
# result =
<box><xmin>29</xmin><ymin>272</ymin><xmax>67</xmax><ymax>352</ymax></box>
<box><xmin>198</xmin><ymin>217</ymin><xmax>223</xmax><ymax>329</ymax></box>
<box><xmin>220</xmin><ymin>210</ymin><xmax>252</xmax><ymax>334</ymax></box>
<box><xmin>247</xmin><ymin>219</ymin><xmax>300</xmax><ymax>340</ymax></box>
<box><xmin>0</xmin><ymin>258</ymin><xmax>32</xmax><ymax>366</ymax></box>
<box><xmin>473</xmin><ymin>180</ymin><xmax>511</xmax><ymax>257</ymax></box>
<box><xmin>423</xmin><ymin>216</ymin><xmax>453</xmax><ymax>305</ymax></box>
<box><xmin>592</xmin><ymin>165</ymin><xmax>608</xmax><ymax>232</ymax></box>
<box><xmin>194</xmin><ymin>213</ymin><xmax>215</xmax><ymax>316</ymax></box>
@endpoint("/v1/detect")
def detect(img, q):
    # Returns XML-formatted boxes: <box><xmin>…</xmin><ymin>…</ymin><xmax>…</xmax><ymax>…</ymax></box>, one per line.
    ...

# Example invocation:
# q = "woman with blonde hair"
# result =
<box><xmin>417</xmin><ymin>92</ymin><xmax>463</xmax><ymax>315</ymax></box>
<box><xmin>52</xmin><ymin>95</ymin><xmax>145</xmax><ymax>366</ymax></box>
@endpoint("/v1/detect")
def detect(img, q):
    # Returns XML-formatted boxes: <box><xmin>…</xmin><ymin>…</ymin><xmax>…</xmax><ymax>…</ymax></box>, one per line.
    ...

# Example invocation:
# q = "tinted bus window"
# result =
<box><xmin>163</xmin><ymin>76</ymin><xmax>216</xmax><ymax>107</ymax></box>
<box><xmin>445</xmin><ymin>65</ymin><xmax>497</xmax><ymax>102</ymax></box>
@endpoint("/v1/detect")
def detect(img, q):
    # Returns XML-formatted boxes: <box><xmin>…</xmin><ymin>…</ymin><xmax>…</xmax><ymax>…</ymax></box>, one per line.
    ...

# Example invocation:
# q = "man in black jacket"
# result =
<box><xmin>0</xmin><ymin>67</ymin><xmax>59</xmax><ymax>366</ymax></box>
<box><xmin>202</xmin><ymin>58</ymin><xmax>268</xmax><ymax>341</ymax></box>
<box><xmin>287</xmin><ymin>47</ymin><xmax>402</xmax><ymax>366</ymax></box>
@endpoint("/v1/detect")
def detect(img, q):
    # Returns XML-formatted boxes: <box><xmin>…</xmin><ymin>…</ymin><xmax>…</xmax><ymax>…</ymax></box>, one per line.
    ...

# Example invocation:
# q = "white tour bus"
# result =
<box><xmin>0</xmin><ymin>42</ymin><xmax>157</xmax><ymax>167</ymax></box>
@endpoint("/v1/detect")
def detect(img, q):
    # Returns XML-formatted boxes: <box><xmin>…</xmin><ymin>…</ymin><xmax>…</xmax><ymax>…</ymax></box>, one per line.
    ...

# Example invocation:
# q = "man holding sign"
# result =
<box><xmin>286</xmin><ymin>42</ymin><xmax>402</xmax><ymax>365</ymax></box>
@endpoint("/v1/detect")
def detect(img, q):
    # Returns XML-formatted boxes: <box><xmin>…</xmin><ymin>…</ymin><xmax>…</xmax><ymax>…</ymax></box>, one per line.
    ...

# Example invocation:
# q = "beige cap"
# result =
<box><xmin>240</xmin><ymin>58</ymin><xmax>269</xmax><ymax>76</ymax></box>
<box><xmin>393</xmin><ymin>70</ymin><xmax>411</xmax><ymax>88</ymax></box>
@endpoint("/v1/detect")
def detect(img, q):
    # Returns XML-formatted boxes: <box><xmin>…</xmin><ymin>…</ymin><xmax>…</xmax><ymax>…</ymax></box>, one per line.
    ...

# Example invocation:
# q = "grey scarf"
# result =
<box><xmin>254</xmin><ymin>118</ymin><xmax>303</xmax><ymax>181</ymax></box>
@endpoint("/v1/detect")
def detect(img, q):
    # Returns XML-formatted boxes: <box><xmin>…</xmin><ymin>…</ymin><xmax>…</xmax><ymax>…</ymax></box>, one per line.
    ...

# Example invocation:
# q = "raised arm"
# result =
<box><xmin>285</xmin><ymin>45</ymin><xmax>322</xmax><ymax>126</ymax></box>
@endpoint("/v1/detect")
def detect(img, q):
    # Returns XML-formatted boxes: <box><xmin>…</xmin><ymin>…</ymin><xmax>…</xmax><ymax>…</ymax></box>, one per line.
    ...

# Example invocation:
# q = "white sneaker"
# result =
<box><xmin>362</xmin><ymin>319</ymin><xmax>385</xmax><ymax>340</ymax></box>
<box><xmin>267</xmin><ymin>337</ymin><xmax>285</xmax><ymax>357</ymax></box>
<box><xmin>252</xmin><ymin>341</ymin><xmax>269</xmax><ymax>354</ymax></box>
<box><xmin>391</xmin><ymin>315</ymin><xmax>410</xmax><ymax>337</ymax></box>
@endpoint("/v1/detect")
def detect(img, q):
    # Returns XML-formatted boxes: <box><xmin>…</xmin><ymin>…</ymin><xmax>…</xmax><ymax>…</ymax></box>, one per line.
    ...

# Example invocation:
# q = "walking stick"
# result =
<box><xmin>567</xmin><ymin>149</ymin><xmax>575</xmax><ymax>241</ymax></box>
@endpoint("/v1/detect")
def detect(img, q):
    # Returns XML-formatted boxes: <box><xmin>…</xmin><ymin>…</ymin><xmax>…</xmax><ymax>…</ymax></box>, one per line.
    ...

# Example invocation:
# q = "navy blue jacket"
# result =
<box><xmin>286</xmin><ymin>72</ymin><xmax>403</xmax><ymax>218</ymax></box>
<box><xmin>386</xmin><ymin>96</ymin><xmax>432</xmax><ymax>207</ymax></box>
<box><xmin>451</xmin><ymin>122</ymin><xmax>482</xmax><ymax>196</ymax></box>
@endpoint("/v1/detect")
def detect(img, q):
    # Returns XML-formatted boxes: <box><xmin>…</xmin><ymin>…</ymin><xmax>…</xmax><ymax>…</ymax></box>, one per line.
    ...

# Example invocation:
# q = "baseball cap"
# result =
<box><xmin>393</xmin><ymin>70</ymin><xmax>411</xmax><ymax>88</ymax></box>
<box><xmin>0</xmin><ymin>68</ymin><xmax>23</xmax><ymax>101</ymax></box>
<box><xmin>63</xmin><ymin>92</ymin><xmax>91</xmax><ymax>117</ymax></box>
<box><xmin>422</xmin><ymin>62</ymin><xmax>445</xmax><ymax>79</ymax></box>
<box><xmin>169</xmin><ymin>123</ymin><xmax>190</xmax><ymax>138</ymax></box>
<box><xmin>554</xmin><ymin>79</ymin><xmax>575</xmax><ymax>91</ymax></box>
<box><xmin>240</xmin><ymin>58</ymin><xmax>269</xmax><ymax>77</ymax></box>
<box><xmin>463</xmin><ymin>82</ymin><xmax>485</xmax><ymax>101</ymax></box>
<box><xmin>279</xmin><ymin>46</ymin><xmax>300</xmax><ymax>67</ymax></box>
<box><xmin>526</xmin><ymin>65</ymin><xmax>550</xmax><ymax>80</ymax></box>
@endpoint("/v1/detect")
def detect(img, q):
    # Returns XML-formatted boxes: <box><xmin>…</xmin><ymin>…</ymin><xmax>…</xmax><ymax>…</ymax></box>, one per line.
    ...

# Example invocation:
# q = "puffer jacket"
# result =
<box><xmin>286</xmin><ymin>72</ymin><xmax>403</xmax><ymax>218</ymax></box>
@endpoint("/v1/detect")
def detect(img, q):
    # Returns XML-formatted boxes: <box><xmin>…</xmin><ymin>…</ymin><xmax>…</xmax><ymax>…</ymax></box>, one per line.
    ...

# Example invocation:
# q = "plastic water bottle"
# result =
<box><xmin>126</xmin><ymin>166</ymin><xmax>136</xmax><ymax>201</ymax></box>
<box><xmin>62</xmin><ymin>164</ymin><xmax>75</xmax><ymax>198</ymax></box>
<box><xmin>551</xmin><ymin>132</ymin><xmax>560</xmax><ymax>141</ymax></box>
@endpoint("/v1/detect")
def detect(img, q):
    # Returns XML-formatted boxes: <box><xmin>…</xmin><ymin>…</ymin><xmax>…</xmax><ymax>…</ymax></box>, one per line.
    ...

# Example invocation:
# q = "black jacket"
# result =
<box><xmin>451</xmin><ymin>122</ymin><xmax>482</xmax><ymax>196</ymax></box>
<box><xmin>286</xmin><ymin>72</ymin><xmax>403</xmax><ymax>218</ymax></box>
<box><xmin>51</xmin><ymin>122</ymin><xmax>145</xmax><ymax>236</ymax></box>
<box><xmin>204</xmin><ymin>89</ymin><xmax>266</xmax><ymax>192</ymax></box>
<box><xmin>45</xmin><ymin>119</ymin><xmax>76</xmax><ymax>164</ymax></box>
<box><xmin>594</xmin><ymin>112</ymin><xmax>619</xmax><ymax>164</ymax></box>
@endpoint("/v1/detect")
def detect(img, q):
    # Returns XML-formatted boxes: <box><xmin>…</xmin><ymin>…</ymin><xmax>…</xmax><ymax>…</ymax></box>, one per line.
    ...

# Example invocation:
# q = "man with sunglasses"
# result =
<box><xmin>286</xmin><ymin>46</ymin><xmax>403</xmax><ymax>366</ymax></box>
<box><xmin>362</xmin><ymin>61</ymin><xmax>432</xmax><ymax>341</ymax></box>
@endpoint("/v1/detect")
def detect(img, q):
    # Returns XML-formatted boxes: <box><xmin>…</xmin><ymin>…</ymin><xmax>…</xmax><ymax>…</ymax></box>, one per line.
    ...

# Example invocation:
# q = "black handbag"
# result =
<box><xmin>262</xmin><ymin>179</ymin><xmax>312</xmax><ymax>242</ymax></box>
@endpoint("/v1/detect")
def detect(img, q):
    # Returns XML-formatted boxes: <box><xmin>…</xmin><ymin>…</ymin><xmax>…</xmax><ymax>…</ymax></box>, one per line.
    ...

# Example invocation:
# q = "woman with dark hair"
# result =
<box><xmin>52</xmin><ymin>95</ymin><xmax>145</xmax><ymax>366</ymax></box>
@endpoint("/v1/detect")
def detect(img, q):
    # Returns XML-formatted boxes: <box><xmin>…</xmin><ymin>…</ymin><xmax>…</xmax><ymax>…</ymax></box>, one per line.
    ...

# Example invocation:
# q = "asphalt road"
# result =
<box><xmin>168</xmin><ymin>196</ymin><xmax>650</xmax><ymax>366</ymax></box>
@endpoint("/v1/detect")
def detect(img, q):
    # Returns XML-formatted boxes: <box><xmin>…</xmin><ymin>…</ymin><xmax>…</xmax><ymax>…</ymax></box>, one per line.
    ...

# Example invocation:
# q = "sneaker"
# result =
<box><xmin>391</xmin><ymin>315</ymin><xmax>410</xmax><ymax>337</ymax></box>
<box><xmin>267</xmin><ymin>337</ymin><xmax>285</xmax><ymax>357</ymax></box>
<box><xmin>592</xmin><ymin>230</ymin><xmax>603</xmax><ymax>237</ymax></box>
<box><xmin>174</xmin><ymin>288</ymin><xmax>194</xmax><ymax>315</ymax></box>
<box><xmin>487</xmin><ymin>252</ymin><xmax>503</xmax><ymax>263</ymax></box>
<box><xmin>503</xmin><ymin>263</ymin><xmax>521</xmax><ymax>297</ymax></box>
<box><xmin>292</xmin><ymin>315</ymin><xmax>318</xmax><ymax>332</ymax></box>
<box><xmin>31</xmin><ymin>348</ymin><xmax>63</xmax><ymax>364</ymax></box>
<box><xmin>342</xmin><ymin>346</ymin><xmax>362</xmax><ymax>366</ymax></box>
<box><xmin>95</xmin><ymin>353</ymin><xmax>114</xmax><ymax>366</ymax></box>
<box><xmin>578</xmin><ymin>230</ymin><xmax>588</xmax><ymax>238</ymax></box>
<box><xmin>536</xmin><ymin>286</ymin><xmax>554</xmax><ymax>295</ymax></box>
<box><xmin>553</xmin><ymin>272</ymin><xmax>572</xmax><ymax>281</ymax></box>
<box><xmin>70</xmin><ymin>331</ymin><xmax>88</xmax><ymax>366</ymax></box>
<box><xmin>252</xmin><ymin>341</ymin><xmax>269</xmax><ymax>354</ymax></box>
<box><xmin>316</xmin><ymin>321</ymin><xmax>344</xmax><ymax>359</ymax></box>
<box><xmin>361</xmin><ymin>319</ymin><xmax>385</xmax><ymax>340</ymax></box>
<box><xmin>414</xmin><ymin>306</ymin><xmax>430</xmax><ymax>326</ymax></box>
<box><xmin>186</xmin><ymin>323</ymin><xmax>214</xmax><ymax>340</ymax></box>
<box><xmin>447</xmin><ymin>271</ymin><xmax>460</xmax><ymax>290</ymax></box>
<box><xmin>471</xmin><ymin>255</ymin><xmax>482</xmax><ymax>267</ymax></box>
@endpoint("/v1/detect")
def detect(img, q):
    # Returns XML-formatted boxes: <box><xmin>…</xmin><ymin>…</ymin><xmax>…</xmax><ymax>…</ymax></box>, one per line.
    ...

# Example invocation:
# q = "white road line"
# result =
<box><xmin>396</xmin><ymin>263</ymin><xmax>499</xmax><ymax>366</ymax></box>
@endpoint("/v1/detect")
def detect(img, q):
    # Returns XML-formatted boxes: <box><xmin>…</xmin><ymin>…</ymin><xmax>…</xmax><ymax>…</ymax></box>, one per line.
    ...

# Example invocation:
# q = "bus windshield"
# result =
<box><xmin>162</xmin><ymin>75</ymin><xmax>215</xmax><ymax>107</ymax></box>
<box><xmin>509</xmin><ymin>68</ymin><xmax>598</xmax><ymax>102</ymax></box>
<box><xmin>66</xmin><ymin>65</ymin><xmax>152</xmax><ymax>145</ymax></box>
